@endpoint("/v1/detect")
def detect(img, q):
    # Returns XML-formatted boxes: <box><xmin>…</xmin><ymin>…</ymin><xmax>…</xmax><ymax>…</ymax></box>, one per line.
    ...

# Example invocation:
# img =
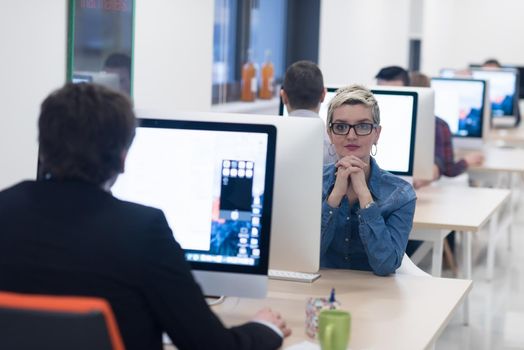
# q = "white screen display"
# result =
<box><xmin>431</xmin><ymin>79</ymin><xmax>485</xmax><ymax>137</ymax></box>
<box><xmin>112</xmin><ymin>125</ymin><xmax>270</xmax><ymax>267</ymax></box>
<box><xmin>282</xmin><ymin>90</ymin><xmax>415</xmax><ymax>174</ymax></box>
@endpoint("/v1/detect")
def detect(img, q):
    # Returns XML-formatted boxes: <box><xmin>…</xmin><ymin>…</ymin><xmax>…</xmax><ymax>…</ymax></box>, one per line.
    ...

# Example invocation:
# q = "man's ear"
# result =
<box><xmin>280</xmin><ymin>89</ymin><xmax>289</xmax><ymax>105</ymax></box>
<box><xmin>319</xmin><ymin>88</ymin><xmax>327</xmax><ymax>103</ymax></box>
<box><xmin>119</xmin><ymin>149</ymin><xmax>128</xmax><ymax>173</ymax></box>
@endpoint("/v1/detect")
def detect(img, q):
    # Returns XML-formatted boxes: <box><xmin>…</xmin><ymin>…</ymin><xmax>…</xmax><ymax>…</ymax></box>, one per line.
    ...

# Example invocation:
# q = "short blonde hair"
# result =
<box><xmin>327</xmin><ymin>84</ymin><xmax>380</xmax><ymax>126</ymax></box>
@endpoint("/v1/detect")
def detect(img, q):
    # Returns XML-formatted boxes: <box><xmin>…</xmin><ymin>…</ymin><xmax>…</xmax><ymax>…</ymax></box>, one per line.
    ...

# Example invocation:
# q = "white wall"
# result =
<box><xmin>134</xmin><ymin>0</ymin><xmax>214</xmax><ymax>113</ymax></box>
<box><xmin>422</xmin><ymin>0</ymin><xmax>524</xmax><ymax>75</ymax></box>
<box><xmin>0</xmin><ymin>2</ymin><xmax>67</xmax><ymax>190</ymax></box>
<box><xmin>0</xmin><ymin>1</ymin><xmax>215</xmax><ymax>190</ymax></box>
<box><xmin>319</xmin><ymin>0</ymin><xmax>411</xmax><ymax>87</ymax></box>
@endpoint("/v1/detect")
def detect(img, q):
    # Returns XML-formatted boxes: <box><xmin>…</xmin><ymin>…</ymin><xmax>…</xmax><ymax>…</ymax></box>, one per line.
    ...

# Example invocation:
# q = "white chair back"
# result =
<box><xmin>397</xmin><ymin>253</ymin><xmax>432</xmax><ymax>277</ymax></box>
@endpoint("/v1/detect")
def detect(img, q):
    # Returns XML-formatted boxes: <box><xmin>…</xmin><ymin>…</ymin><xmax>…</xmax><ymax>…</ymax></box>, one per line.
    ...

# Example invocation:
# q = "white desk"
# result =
<box><xmin>412</xmin><ymin>184</ymin><xmax>510</xmax><ymax>282</ymax></box>
<box><xmin>466</xmin><ymin>146</ymin><xmax>524</xmax><ymax>242</ymax></box>
<box><xmin>488</xmin><ymin>124</ymin><xmax>524</xmax><ymax>148</ymax></box>
<box><xmin>469</xmin><ymin>146</ymin><xmax>524</xmax><ymax>173</ymax></box>
<box><xmin>211</xmin><ymin>270</ymin><xmax>472</xmax><ymax>350</ymax></box>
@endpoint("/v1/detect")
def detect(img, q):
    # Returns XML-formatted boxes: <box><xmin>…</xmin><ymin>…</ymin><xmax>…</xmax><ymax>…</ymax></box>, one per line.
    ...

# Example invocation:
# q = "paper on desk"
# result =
<box><xmin>285</xmin><ymin>341</ymin><xmax>350</xmax><ymax>350</ymax></box>
<box><xmin>285</xmin><ymin>341</ymin><xmax>320</xmax><ymax>350</ymax></box>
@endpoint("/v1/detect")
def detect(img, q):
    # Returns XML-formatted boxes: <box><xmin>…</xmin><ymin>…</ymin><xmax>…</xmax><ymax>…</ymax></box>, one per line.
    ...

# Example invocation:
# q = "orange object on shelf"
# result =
<box><xmin>241</xmin><ymin>50</ymin><xmax>257</xmax><ymax>102</ymax></box>
<box><xmin>259</xmin><ymin>50</ymin><xmax>274</xmax><ymax>100</ymax></box>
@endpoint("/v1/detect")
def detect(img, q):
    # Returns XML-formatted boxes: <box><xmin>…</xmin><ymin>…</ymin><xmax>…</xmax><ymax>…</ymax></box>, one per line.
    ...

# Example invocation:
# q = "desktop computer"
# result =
<box><xmin>111</xmin><ymin>118</ymin><xmax>277</xmax><ymax>298</ymax></box>
<box><xmin>441</xmin><ymin>67</ymin><xmax>519</xmax><ymax>128</ymax></box>
<box><xmin>370</xmin><ymin>86</ymin><xmax>435</xmax><ymax>181</ymax></box>
<box><xmin>280</xmin><ymin>86</ymin><xmax>426</xmax><ymax>179</ymax></box>
<box><xmin>131</xmin><ymin>111</ymin><xmax>325</xmax><ymax>283</ymax></box>
<box><xmin>431</xmin><ymin>77</ymin><xmax>489</xmax><ymax>150</ymax></box>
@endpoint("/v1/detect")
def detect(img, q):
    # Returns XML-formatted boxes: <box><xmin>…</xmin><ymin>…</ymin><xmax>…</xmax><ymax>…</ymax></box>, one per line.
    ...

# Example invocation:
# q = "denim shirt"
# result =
<box><xmin>320</xmin><ymin>158</ymin><xmax>417</xmax><ymax>276</ymax></box>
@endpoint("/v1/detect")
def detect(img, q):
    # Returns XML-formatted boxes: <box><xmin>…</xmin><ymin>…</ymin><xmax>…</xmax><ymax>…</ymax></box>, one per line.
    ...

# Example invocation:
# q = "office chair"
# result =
<box><xmin>0</xmin><ymin>291</ymin><xmax>125</xmax><ymax>350</ymax></box>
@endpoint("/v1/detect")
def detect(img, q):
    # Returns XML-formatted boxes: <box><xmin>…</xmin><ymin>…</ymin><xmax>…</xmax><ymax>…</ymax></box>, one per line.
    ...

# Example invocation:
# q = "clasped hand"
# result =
<box><xmin>328</xmin><ymin>156</ymin><xmax>372</xmax><ymax>208</ymax></box>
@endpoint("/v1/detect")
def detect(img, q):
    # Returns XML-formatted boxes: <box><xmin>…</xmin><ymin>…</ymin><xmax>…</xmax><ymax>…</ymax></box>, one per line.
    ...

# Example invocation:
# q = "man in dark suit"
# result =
<box><xmin>0</xmin><ymin>83</ymin><xmax>290</xmax><ymax>350</ymax></box>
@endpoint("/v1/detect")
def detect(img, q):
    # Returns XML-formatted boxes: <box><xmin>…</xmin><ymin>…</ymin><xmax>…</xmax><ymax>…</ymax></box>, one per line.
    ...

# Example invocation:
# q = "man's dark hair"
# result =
<box><xmin>375</xmin><ymin>66</ymin><xmax>410</xmax><ymax>86</ymax></box>
<box><xmin>483</xmin><ymin>58</ymin><xmax>501</xmax><ymax>67</ymax></box>
<box><xmin>104</xmin><ymin>53</ymin><xmax>132</xmax><ymax>75</ymax></box>
<box><xmin>282</xmin><ymin>60</ymin><xmax>324</xmax><ymax>110</ymax></box>
<box><xmin>38</xmin><ymin>83</ymin><xmax>136</xmax><ymax>185</ymax></box>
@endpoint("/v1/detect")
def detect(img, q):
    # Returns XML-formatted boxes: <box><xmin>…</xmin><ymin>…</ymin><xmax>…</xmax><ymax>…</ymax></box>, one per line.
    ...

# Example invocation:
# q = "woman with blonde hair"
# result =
<box><xmin>321</xmin><ymin>84</ymin><xmax>416</xmax><ymax>276</ymax></box>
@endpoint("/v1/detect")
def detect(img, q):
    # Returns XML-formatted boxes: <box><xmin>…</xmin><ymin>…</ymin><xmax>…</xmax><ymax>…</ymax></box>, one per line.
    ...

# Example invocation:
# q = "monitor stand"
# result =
<box><xmin>492</xmin><ymin>116</ymin><xmax>517</xmax><ymax>128</ymax></box>
<box><xmin>453</xmin><ymin>137</ymin><xmax>484</xmax><ymax>150</ymax></box>
<box><xmin>268</xmin><ymin>269</ymin><xmax>321</xmax><ymax>283</ymax></box>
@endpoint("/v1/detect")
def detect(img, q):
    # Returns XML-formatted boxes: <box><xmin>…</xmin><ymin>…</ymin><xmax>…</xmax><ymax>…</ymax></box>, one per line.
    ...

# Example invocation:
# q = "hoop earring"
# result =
<box><xmin>371</xmin><ymin>144</ymin><xmax>377</xmax><ymax>156</ymax></box>
<box><xmin>328</xmin><ymin>143</ymin><xmax>336</xmax><ymax>156</ymax></box>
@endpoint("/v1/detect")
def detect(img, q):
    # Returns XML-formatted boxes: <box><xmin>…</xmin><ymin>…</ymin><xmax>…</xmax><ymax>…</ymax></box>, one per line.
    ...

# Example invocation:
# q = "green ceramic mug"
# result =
<box><xmin>318</xmin><ymin>310</ymin><xmax>351</xmax><ymax>350</ymax></box>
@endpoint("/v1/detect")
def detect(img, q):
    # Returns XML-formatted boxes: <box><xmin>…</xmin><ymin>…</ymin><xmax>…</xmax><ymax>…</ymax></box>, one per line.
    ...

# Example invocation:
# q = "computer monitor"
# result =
<box><xmin>132</xmin><ymin>110</ymin><xmax>324</xmax><ymax>275</ymax></box>
<box><xmin>111</xmin><ymin>118</ymin><xmax>276</xmax><ymax>298</ymax></box>
<box><xmin>133</xmin><ymin>110</ymin><xmax>324</xmax><ymax>273</ymax></box>
<box><xmin>514</xmin><ymin>66</ymin><xmax>524</xmax><ymax>99</ymax></box>
<box><xmin>471</xmin><ymin>68</ymin><xmax>518</xmax><ymax>119</ymax></box>
<box><xmin>441</xmin><ymin>67</ymin><xmax>519</xmax><ymax>126</ymax></box>
<box><xmin>440</xmin><ymin>68</ymin><xmax>459</xmax><ymax>78</ymax></box>
<box><xmin>371</xmin><ymin>86</ymin><xmax>435</xmax><ymax>181</ymax></box>
<box><xmin>470</xmin><ymin>63</ymin><xmax>524</xmax><ymax>99</ymax></box>
<box><xmin>431</xmin><ymin>78</ymin><xmax>489</xmax><ymax>149</ymax></box>
<box><xmin>280</xmin><ymin>87</ymin><xmax>427</xmax><ymax>179</ymax></box>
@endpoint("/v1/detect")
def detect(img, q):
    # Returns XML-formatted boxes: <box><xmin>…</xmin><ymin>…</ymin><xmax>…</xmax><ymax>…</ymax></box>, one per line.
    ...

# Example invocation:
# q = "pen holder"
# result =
<box><xmin>305</xmin><ymin>297</ymin><xmax>338</xmax><ymax>338</ymax></box>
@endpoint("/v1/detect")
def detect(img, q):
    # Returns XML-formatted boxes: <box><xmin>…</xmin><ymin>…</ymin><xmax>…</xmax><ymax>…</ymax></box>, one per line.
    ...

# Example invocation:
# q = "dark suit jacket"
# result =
<box><xmin>0</xmin><ymin>180</ymin><xmax>281</xmax><ymax>350</ymax></box>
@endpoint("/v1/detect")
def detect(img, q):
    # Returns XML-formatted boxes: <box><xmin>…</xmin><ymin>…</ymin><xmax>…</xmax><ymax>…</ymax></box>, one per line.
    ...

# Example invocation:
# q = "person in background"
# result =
<box><xmin>0</xmin><ymin>83</ymin><xmax>290</xmax><ymax>350</ymax></box>
<box><xmin>320</xmin><ymin>84</ymin><xmax>416</xmax><ymax>276</ymax></box>
<box><xmin>482</xmin><ymin>58</ymin><xmax>502</xmax><ymax>68</ymax></box>
<box><xmin>104</xmin><ymin>53</ymin><xmax>132</xmax><ymax>95</ymax></box>
<box><xmin>281</xmin><ymin>60</ymin><xmax>337</xmax><ymax>165</ymax></box>
<box><xmin>375</xmin><ymin>66</ymin><xmax>410</xmax><ymax>86</ymax></box>
<box><xmin>376</xmin><ymin>67</ymin><xmax>482</xmax><ymax>259</ymax></box>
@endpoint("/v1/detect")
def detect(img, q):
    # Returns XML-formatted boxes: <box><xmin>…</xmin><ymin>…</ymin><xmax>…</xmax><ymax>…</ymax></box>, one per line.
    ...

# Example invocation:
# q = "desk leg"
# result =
<box><xmin>508</xmin><ymin>172</ymin><xmax>520</xmax><ymax>251</ymax></box>
<box><xmin>461</xmin><ymin>231</ymin><xmax>471</xmax><ymax>326</ymax></box>
<box><xmin>506</xmin><ymin>197</ymin><xmax>513</xmax><ymax>252</ymax></box>
<box><xmin>431</xmin><ymin>237</ymin><xmax>444</xmax><ymax>277</ymax></box>
<box><xmin>487</xmin><ymin>211</ymin><xmax>499</xmax><ymax>281</ymax></box>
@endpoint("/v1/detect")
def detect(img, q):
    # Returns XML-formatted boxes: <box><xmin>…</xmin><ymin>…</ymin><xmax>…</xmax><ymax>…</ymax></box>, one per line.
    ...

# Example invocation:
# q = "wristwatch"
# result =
<box><xmin>364</xmin><ymin>201</ymin><xmax>375</xmax><ymax>209</ymax></box>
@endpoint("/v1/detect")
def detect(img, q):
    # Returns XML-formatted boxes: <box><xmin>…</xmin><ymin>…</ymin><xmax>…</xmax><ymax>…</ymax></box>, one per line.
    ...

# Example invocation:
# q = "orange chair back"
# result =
<box><xmin>0</xmin><ymin>291</ymin><xmax>125</xmax><ymax>350</ymax></box>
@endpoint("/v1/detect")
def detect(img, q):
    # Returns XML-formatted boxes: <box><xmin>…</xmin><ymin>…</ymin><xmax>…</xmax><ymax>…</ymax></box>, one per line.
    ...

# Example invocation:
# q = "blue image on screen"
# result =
<box><xmin>492</xmin><ymin>95</ymin><xmax>514</xmax><ymax>117</ymax></box>
<box><xmin>457</xmin><ymin>107</ymin><xmax>482</xmax><ymax>136</ymax></box>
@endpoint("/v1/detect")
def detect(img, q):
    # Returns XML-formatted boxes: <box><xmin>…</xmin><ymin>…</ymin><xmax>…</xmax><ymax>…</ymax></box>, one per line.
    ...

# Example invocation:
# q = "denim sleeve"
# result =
<box><xmin>357</xmin><ymin>198</ymin><xmax>416</xmax><ymax>276</ymax></box>
<box><xmin>320</xmin><ymin>199</ymin><xmax>341</xmax><ymax>257</ymax></box>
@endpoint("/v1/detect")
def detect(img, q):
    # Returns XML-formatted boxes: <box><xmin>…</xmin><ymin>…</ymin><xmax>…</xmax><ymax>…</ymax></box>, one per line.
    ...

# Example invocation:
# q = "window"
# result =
<box><xmin>212</xmin><ymin>0</ymin><xmax>288</xmax><ymax>104</ymax></box>
<box><xmin>68</xmin><ymin>0</ymin><xmax>135</xmax><ymax>97</ymax></box>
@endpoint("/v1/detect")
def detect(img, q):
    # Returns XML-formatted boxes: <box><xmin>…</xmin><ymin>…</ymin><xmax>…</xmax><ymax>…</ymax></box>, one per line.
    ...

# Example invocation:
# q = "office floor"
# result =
<box><xmin>434</xmin><ymin>195</ymin><xmax>524</xmax><ymax>350</ymax></box>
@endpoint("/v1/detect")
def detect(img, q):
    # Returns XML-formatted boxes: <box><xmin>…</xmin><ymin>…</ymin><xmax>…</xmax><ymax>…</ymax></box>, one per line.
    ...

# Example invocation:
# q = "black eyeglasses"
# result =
<box><xmin>329</xmin><ymin>122</ymin><xmax>377</xmax><ymax>136</ymax></box>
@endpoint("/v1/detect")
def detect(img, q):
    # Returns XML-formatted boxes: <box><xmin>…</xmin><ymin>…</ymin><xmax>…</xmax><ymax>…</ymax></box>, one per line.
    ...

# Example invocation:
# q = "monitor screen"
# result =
<box><xmin>470</xmin><ymin>63</ymin><xmax>524</xmax><ymax>99</ymax></box>
<box><xmin>111</xmin><ymin>118</ymin><xmax>276</xmax><ymax>298</ymax></box>
<box><xmin>441</xmin><ymin>68</ymin><xmax>518</xmax><ymax>118</ymax></box>
<box><xmin>72</xmin><ymin>71</ymin><xmax>120</xmax><ymax>92</ymax></box>
<box><xmin>471</xmin><ymin>68</ymin><xmax>517</xmax><ymax>118</ymax></box>
<box><xmin>280</xmin><ymin>88</ymin><xmax>417</xmax><ymax>176</ymax></box>
<box><xmin>431</xmin><ymin>78</ymin><xmax>486</xmax><ymax>138</ymax></box>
